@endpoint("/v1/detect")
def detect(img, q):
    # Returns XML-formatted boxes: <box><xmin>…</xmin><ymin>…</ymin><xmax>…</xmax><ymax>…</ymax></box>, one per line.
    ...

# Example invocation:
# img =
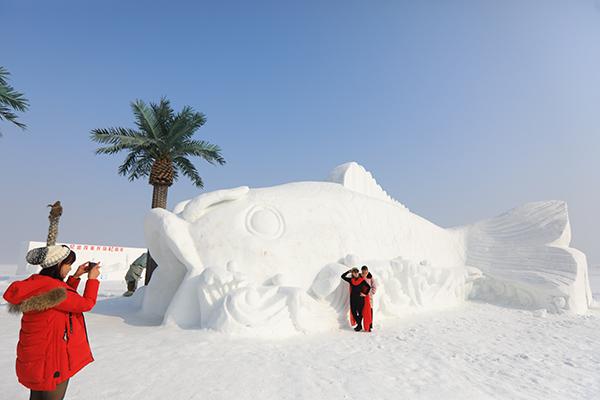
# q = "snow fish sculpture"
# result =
<box><xmin>141</xmin><ymin>162</ymin><xmax>593</xmax><ymax>334</ymax></box>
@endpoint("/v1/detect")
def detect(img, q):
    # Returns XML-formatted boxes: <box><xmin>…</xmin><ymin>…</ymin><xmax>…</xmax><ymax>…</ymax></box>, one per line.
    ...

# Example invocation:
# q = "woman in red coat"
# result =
<box><xmin>3</xmin><ymin>245</ymin><xmax>101</xmax><ymax>400</ymax></box>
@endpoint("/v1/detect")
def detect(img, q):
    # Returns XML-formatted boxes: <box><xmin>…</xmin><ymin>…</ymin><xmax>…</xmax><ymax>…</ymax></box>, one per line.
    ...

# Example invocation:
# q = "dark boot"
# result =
<box><xmin>354</xmin><ymin>324</ymin><xmax>362</xmax><ymax>332</ymax></box>
<box><xmin>123</xmin><ymin>280</ymin><xmax>137</xmax><ymax>297</ymax></box>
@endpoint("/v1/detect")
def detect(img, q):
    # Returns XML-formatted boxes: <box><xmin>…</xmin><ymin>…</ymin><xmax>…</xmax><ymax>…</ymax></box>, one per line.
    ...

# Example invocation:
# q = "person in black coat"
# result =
<box><xmin>341</xmin><ymin>268</ymin><xmax>371</xmax><ymax>331</ymax></box>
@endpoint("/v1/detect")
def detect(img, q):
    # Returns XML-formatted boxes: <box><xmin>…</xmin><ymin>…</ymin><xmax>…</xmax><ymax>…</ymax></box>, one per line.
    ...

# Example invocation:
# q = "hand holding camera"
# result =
<box><xmin>73</xmin><ymin>261</ymin><xmax>101</xmax><ymax>279</ymax></box>
<box><xmin>86</xmin><ymin>261</ymin><xmax>98</xmax><ymax>272</ymax></box>
<box><xmin>87</xmin><ymin>261</ymin><xmax>101</xmax><ymax>280</ymax></box>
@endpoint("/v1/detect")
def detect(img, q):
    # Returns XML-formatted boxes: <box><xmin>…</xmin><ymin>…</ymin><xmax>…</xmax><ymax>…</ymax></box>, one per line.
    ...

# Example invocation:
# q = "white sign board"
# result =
<box><xmin>17</xmin><ymin>241</ymin><xmax>147</xmax><ymax>281</ymax></box>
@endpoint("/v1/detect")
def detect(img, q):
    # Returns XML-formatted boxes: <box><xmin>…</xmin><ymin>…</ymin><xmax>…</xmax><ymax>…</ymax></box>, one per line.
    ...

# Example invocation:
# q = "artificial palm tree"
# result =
<box><xmin>91</xmin><ymin>98</ymin><xmax>225</xmax><ymax>283</ymax></box>
<box><xmin>46</xmin><ymin>201</ymin><xmax>63</xmax><ymax>246</ymax></box>
<box><xmin>0</xmin><ymin>66</ymin><xmax>29</xmax><ymax>134</ymax></box>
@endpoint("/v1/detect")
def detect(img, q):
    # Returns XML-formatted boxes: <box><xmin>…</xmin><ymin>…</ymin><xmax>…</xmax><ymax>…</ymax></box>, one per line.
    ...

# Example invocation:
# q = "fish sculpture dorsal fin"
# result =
<box><xmin>328</xmin><ymin>162</ymin><xmax>406</xmax><ymax>209</ymax></box>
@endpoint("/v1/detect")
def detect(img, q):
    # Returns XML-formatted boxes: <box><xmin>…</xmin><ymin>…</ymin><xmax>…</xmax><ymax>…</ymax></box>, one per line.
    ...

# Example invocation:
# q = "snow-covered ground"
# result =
<box><xmin>1</xmin><ymin>268</ymin><xmax>599</xmax><ymax>400</ymax></box>
<box><xmin>589</xmin><ymin>265</ymin><xmax>600</xmax><ymax>299</ymax></box>
<box><xmin>0</xmin><ymin>264</ymin><xmax>17</xmax><ymax>275</ymax></box>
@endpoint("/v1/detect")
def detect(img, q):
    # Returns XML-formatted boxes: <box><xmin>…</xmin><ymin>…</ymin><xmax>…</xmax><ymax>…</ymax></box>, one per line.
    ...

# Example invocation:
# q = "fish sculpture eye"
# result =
<box><xmin>245</xmin><ymin>205</ymin><xmax>285</xmax><ymax>239</ymax></box>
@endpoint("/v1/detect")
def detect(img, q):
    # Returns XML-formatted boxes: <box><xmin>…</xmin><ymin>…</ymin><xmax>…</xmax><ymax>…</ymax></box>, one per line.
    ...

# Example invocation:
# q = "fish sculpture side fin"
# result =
<box><xmin>173</xmin><ymin>199</ymin><xmax>191</xmax><ymax>214</ymax></box>
<box><xmin>327</xmin><ymin>161</ymin><xmax>407</xmax><ymax>209</ymax></box>
<box><xmin>461</xmin><ymin>200</ymin><xmax>593</xmax><ymax>313</ymax></box>
<box><xmin>179</xmin><ymin>186</ymin><xmax>250</xmax><ymax>223</ymax></box>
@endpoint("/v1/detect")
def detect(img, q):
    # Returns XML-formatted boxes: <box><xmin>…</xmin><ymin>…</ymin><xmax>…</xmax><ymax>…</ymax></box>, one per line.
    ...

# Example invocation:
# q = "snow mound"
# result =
<box><xmin>139</xmin><ymin>162</ymin><xmax>592</xmax><ymax>334</ymax></box>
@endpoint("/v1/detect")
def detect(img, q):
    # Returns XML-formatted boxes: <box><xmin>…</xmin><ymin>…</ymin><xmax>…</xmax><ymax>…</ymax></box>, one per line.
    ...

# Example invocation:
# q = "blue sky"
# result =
<box><xmin>1</xmin><ymin>0</ymin><xmax>599</xmax><ymax>266</ymax></box>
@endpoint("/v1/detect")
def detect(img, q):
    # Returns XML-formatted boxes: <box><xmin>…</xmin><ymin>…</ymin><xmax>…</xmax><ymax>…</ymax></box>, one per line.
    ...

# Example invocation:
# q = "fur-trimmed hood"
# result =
<box><xmin>3</xmin><ymin>275</ymin><xmax>68</xmax><ymax>314</ymax></box>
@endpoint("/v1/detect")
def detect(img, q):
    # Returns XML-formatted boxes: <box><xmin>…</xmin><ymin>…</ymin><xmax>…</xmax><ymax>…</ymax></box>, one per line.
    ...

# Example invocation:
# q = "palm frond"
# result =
<box><xmin>166</xmin><ymin>107</ymin><xmax>206</xmax><ymax>147</ymax></box>
<box><xmin>117</xmin><ymin>150</ymin><xmax>143</xmax><ymax>176</ymax></box>
<box><xmin>150</xmin><ymin>97</ymin><xmax>174</xmax><ymax>141</ymax></box>
<box><xmin>90</xmin><ymin>127</ymin><xmax>155</xmax><ymax>155</ymax></box>
<box><xmin>90</xmin><ymin>127</ymin><xmax>142</xmax><ymax>143</ymax></box>
<box><xmin>0</xmin><ymin>66</ymin><xmax>29</xmax><ymax>132</ymax></box>
<box><xmin>0</xmin><ymin>84</ymin><xmax>29</xmax><ymax>112</ymax></box>
<box><xmin>0</xmin><ymin>105</ymin><xmax>26</xmax><ymax>129</ymax></box>
<box><xmin>131</xmin><ymin>100</ymin><xmax>161</xmax><ymax>140</ymax></box>
<box><xmin>174</xmin><ymin>139</ymin><xmax>225</xmax><ymax>165</ymax></box>
<box><xmin>127</xmin><ymin>154</ymin><xmax>154</xmax><ymax>181</ymax></box>
<box><xmin>174</xmin><ymin>156</ymin><xmax>204</xmax><ymax>187</ymax></box>
<box><xmin>0</xmin><ymin>67</ymin><xmax>8</xmax><ymax>86</ymax></box>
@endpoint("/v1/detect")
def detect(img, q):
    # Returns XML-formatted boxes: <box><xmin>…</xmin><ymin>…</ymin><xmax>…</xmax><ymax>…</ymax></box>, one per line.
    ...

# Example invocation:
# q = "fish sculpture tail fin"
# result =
<box><xmin>462</xmin><ymin>200</ymin><xmax>592</xmax><ymax>313</ymax></box>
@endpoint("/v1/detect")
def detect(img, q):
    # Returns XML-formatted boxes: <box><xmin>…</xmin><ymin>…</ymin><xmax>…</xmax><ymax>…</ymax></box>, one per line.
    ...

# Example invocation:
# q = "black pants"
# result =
<box><xmin>350</xmin><ymin>296</ymin><xmax>365</xmax><ymax>328</ymax></box>
<box><xmin>30</xmin><ymin>379</ymin><xmax>69</xmax><ymax>400</ymax></box>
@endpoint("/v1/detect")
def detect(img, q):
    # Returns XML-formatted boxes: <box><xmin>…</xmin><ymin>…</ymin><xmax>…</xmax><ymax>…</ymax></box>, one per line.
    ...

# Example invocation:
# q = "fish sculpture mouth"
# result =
<box><xmin>141</xmin><ymin>208</ymin><xmax>204</xmax><ymax>322</ymax></box>
<box><xmin>138</xmin><ymin>162</ymin><xmax>593</xmax><ymax>335</ymax></box>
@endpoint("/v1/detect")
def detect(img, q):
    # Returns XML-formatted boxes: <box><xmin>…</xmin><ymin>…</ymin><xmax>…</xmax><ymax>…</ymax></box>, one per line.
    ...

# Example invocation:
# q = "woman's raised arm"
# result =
<box><xmin>54</xmin><ymin>279</ymin><xmax>99</xmax><ymax>313</ymax></box>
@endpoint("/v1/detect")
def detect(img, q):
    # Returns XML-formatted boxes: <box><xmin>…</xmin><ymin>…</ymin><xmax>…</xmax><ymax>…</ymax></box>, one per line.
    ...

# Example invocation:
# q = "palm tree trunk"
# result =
<box><xmin>145</xmin><ymin>184</ymin><xmax>169</xmax><ymax>284</ymax></box>
<box><xmin>47</xmin><ymin>215</ymin><xmax>60</xmax><ymax>246</ymax></box>
<box><xmin>46</xmin><ymin>202</ymin><xmax>63</xmax><ymax>246</ymax></box>
<box><xmin>151</xmin><ymin>184</ymin><xmax>168</xmax><ymax>209</ymax></box>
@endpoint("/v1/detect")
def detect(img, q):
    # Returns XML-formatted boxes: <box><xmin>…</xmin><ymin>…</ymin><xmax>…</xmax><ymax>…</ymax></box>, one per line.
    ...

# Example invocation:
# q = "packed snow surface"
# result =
<box><xmin>141</xmin><ymin>162</ymin><xmax>592</xmax><ymax>333</ymax></box>
<box><xmin>0</xmin><ymin>264</ymin><xmax>16</xmax><ymax>275</ymax></box>
<box><xmin>1</xmin><ymin>272</ymin><xmax>600</xmax><ymax>399</ymax></box>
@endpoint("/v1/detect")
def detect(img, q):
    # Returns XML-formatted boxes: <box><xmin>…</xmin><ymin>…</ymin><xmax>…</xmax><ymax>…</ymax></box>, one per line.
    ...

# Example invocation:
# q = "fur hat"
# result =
<box><xmin>26</xmin><ymin>245</ymin><xmax>71</xmax><ymax>269</ymax></box>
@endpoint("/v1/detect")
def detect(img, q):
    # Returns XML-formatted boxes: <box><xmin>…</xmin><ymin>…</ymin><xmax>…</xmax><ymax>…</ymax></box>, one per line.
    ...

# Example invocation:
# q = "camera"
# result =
<box><xmin>86</xmin><ymin>262</ymin><xmax>98</xmax><ymax>272</ymax></box>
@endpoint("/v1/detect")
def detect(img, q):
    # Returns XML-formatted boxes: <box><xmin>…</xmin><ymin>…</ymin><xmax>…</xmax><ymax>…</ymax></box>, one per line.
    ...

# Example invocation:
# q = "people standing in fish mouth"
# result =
<box><xmin>341</xmin><ymin>267</ymin><xmax>371</xmax><ymax>332</ymax></box>
<box><xmin>361</xmin><ymin>265</ymin><xmax>376</xmax><ymax>332</ymax></box>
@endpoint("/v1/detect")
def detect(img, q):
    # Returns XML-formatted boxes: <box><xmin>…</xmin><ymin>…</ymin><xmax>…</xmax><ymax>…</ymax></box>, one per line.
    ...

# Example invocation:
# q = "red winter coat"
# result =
<box><xmin>3</xmin><ymin>274</ymin><xmax>99</xmax><ymax>391</ymax></box>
